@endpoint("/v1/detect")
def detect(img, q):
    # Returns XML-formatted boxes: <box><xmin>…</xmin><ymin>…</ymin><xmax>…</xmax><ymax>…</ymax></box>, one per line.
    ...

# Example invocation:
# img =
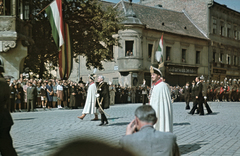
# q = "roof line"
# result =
<box><xmin>125</xmin><ymin>1</ymin><xmax>183</xmax><ymax>13</ymax></box>
<box><xmin>145</xmin><ymin>26</ymin><xmax>209</xmax><ymax>41</ymax></box>
<box><xmin>182</xmin><ymin>10</ymin><xmax>209</xmax><ymax>39</ymax></box>
<box><xmin>113</xmin><ymin>0</ymin><xmax>121</xmax><ymax>9</ymax></box>
<box><xmin>120</xmin><ymin>0</ymin><xmax>127</xmax><ymax>15</ymax></box>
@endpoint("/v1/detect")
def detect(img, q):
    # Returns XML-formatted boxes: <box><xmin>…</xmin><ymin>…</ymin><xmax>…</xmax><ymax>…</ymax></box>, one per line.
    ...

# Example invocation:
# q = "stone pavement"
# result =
<box><xmin>9</xmin><ymin>102</ymin><xmax>240</xmax><ymax>156</ymax></box>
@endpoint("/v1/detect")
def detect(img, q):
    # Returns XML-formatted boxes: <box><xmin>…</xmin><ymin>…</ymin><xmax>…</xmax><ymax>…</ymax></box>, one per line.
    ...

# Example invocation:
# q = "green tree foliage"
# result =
<box><xmin>25</xmin><ymin>0</ymin><xmax>123</xmax><ymax>78</ymax></box>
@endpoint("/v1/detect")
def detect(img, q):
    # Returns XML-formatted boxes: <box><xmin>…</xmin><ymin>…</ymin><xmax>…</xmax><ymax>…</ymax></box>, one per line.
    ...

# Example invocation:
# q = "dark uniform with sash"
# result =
<box><xmin>97</xmin><ymin>81</ymin><xmax>110</xmax><ymax>126</ymax></box>
<box><xmin>0</xmin><ymin>74</ymin><xmax>17</xmax><ymax>156</ymax></box>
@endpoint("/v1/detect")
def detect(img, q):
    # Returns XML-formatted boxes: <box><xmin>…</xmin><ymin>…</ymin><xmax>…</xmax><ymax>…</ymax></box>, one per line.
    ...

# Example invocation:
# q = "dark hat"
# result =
<box><xmin>150</xmin><ymin>63</ymin><xmax>162</xmax><ymax>76</ymax></box>
<box><xmin>89</xmin><ymin>74</ymin><xmax>96</xmax><ymax>81</ymax></box>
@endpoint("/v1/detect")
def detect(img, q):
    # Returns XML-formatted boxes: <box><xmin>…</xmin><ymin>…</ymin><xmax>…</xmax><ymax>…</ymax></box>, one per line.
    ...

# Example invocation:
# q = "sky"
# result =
<box><xmin>105</xmin><ymin>0</ymin><xmax>240</xmax><ymax>13</ymax></box>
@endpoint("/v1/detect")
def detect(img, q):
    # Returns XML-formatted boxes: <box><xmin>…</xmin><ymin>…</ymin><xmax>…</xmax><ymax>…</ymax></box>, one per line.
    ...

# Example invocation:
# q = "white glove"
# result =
<box><xmin>204</xmin><ymin>96</ymin><xmax>207</xmax><ymax>100</ymax></box>
<box><xmin>95</xmin><ymin>93</ymin><xmax>100</xmax><ymax>98</ymax></box>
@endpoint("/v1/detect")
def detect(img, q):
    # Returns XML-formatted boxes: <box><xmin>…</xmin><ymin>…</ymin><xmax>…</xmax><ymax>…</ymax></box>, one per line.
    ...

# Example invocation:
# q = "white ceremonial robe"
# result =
<box><xmin>82</xmin><ymin>82</ymin><xmax>98</xmax><ymax>115</ymax></box>
<box><xmin>150</xmin><ymin>80</ymin><xmax>173</xmax><ymax>132</ymax></box>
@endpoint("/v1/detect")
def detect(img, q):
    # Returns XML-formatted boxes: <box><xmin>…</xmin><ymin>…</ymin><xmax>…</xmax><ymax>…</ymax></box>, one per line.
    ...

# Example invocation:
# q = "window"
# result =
<box><xmin>112</xmin><ymin>78</ymin><xmax>119</xmax><ymax>85</ymax></box>
<box><xmin>234</xmin><ymin>26</ymin><xmax>238</xmax><ymax>40</ymax></box>
<box><xmin>227</xmin><ymin>24</ymin><xmax>231</xmax><ymax>38</ymax></box>
<box><xmin>148</xmin><ymin>44</ymin><xmax>153</xmax><ymax>58</ymax></box>
<box><xmin>212</xmin><ymin>18</ymin><xmax>217</xmax><ymax>34</ymax></box>
<box><xmin>196</xmin><ymin>51</ymin><xmax>200</xmax><ymax>64</ymax></box>
<box><xmin>125</xmin><ymin>41</ymin><xmax>134</xmax><ymax>56</ymax></box>
<box><xmin>0</xmin><ymin>0</ymin><xmax>10</xmax><ymax>15</ymax></box>
<box><xmin>227</xmin><ymin>55</ymin><xmax>231</xmax><ymax>65</ymax></box>
<box><xmin>220</xmin><ymin>53</ymin><xmax>223</xmax><ymax>63</ymax></box>
<box><xmin>166</xmin><ymin>46</ymin><xmax>171</xmax><ymax>61</ymax></box>
<box><xmin>220</xmin><ymin>21</ymin><xmax>225</xmax><ymax>36</ymax></box>
<box><xmin>182</xmin><ymin>49</ymin><xmax>186</xmax><ymax>63</ymax></box>
<box><xmin>213</xmin><ymin>51</ymin><xmax>216</xmax><ymax>62</ymax></box>
<box><xmin>233</xmin><ymin>56</ymin><xmax>237</xmax><ymax>65</ymax></box>
<box><xmin>24</xmin><ymin>0</ymin><xmax>30</xmax><ymax>20</ymax></box>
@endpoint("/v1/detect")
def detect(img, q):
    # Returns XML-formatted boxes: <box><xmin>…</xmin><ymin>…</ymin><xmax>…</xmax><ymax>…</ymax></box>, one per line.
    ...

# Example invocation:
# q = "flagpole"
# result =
<box><xmin>36</xmin><ymin>2</ymin><xmax>52</xmax><ymax>16</ymax></box>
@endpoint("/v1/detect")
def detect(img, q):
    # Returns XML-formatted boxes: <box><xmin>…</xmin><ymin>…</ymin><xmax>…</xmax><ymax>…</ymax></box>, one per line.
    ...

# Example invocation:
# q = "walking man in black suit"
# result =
<box><xmin>200</xmin><ymin>76</ymin><xmax>212</xmax><ymax>114</ymax></box>
<box><xmin>189</xmin><ymin>76</ymin><xmax>204</xmax><ymax>115</ymax></box>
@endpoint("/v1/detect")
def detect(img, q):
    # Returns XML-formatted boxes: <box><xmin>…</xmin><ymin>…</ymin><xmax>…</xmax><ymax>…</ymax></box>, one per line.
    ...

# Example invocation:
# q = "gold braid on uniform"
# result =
<box><xmin>98</xmin><ymin>82</ymin><xmax>104</xmax><ymax>90</ymax></box>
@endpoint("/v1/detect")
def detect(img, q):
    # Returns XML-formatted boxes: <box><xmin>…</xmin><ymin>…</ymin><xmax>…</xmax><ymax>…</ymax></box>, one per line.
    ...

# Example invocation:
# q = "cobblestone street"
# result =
<box><xmin>10</xmin><ymin>102</ymin><xmax>240</xmax><ymax>156</ymax></box>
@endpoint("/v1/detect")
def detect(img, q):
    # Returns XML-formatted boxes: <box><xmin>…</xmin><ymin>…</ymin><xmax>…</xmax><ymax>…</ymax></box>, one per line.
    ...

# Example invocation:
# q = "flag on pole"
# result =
<box><xmin>155</xmin><ymin>34</ymin><xmax>164</xmax><ymax>63</ymax></box>
<box><xmin>45</xmin><ymin>0</ymin><xmax>73</xmax><ymax>79</ymax></box>
<box><xmin>59</xmin><ymin>23</ymin><xmax>73</xmax><ymax>79</ymax></box>
<box><xmin>45</xmin><ymin>0</ymin><xmax>64</xmax><ymax>49</ymax></box>
<box><xmin>64</xmin><ymin>23</ymin><xmax>73</xmax><ymax>79</ymax></box>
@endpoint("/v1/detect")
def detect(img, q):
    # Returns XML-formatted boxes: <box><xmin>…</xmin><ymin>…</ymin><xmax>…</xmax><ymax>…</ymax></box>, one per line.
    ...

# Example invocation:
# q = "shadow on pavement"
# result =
<box><xmin>108</xmin><ymin>117</ymin><xmax>123</xmax><ymax>120</ymax></box>
<box><xmin>173</xmin><ymin>122</ymin><xmax>190</xmax><ymax>126</ymax></box>
<box><xmin>179</xmin><ymin>141</ymin><xmax>208</xmax><ymax>155</ymax></box>
<box><xmin>108</xmin><ymin>122</ymin><xmax>129</xmax><ymax>126</ymax></box>
<box><xmin>14</xmin><ymin>118</ymin><xmax>35</xmax><ymax>121</ymax></box>
<box><xmin>206</xmin><ymin>112</ymin><xmax>219</xmax><ymax>115</ymax></box>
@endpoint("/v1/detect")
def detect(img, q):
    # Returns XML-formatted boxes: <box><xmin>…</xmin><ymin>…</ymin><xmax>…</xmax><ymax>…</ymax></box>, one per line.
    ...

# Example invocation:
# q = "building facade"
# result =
<box><xmin>68</xmin><ymin>1</ymin><xmax>210</xmax><ymax>86</ymax></box>
<box><xmin>141</xmin><ymin>0</ymin><xmax>240</xmax><ymax>82</ymax></box>
<box><xmin>0</xmin><ymin>0</ymin><xmax>33</xmax><ymax>79</ymax></box>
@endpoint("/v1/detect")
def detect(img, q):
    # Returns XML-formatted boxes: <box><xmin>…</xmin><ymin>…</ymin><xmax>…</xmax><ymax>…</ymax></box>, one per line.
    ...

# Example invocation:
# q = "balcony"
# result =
<box><xmin>0</xmin><ymin>16</ymin><xmax>33</xmax><ymax>52</ymax></box>
<box><xmin>117</xmin><ymin>56</ymin><xmax>143</xmax><ymax>72</ymax></box>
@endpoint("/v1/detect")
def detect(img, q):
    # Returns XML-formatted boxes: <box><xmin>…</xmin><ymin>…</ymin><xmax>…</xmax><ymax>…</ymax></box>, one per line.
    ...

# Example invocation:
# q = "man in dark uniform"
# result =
<box><xmin>232</xmin><ymin>79</ymin><xmax>238</xmax><ymax>101</ymax></box>
<box><xmin>183</xmin><ymin>82</ymin><xmax>191</xmax><ymax>110</ymax></box>
<box><xmin>189</xmin><ymin>76</ymin><xmax>204</xmax><ymax>115</ymax></box>
<box><xmin>96</xmin><ymin>76</ymin><xmax>110</xmax><ymax>126</ymax></box>
<box><xmin>200</xmin><ymin>76</ymin><xmax>212</xmax><ymax>114</ymax></box>
<box><xmin>0</xmin><ymin>58</ymin><xmax>17</xmax><ymax>156</ymax></box>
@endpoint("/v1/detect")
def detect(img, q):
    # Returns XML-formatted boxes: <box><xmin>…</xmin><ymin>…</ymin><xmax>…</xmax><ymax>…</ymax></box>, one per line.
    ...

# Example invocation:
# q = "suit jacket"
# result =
<box><xmin>119</xmin><ymin>125</ymin><xmax>180</xmax><ymax>156</ymax></box>
<box><xmin>194</xmin><ymin>82</ymin><xmax>203</xmax><ymax>100</ymax></box>
<box><xmin>27</xmin><ymin>86</ymin><xmax>37</xmax><ymax>100</ymax></box>
<box><xmin>97</xmin><ymin>82</ymin><xmax>110</xmax><ymax>109</ymax></box>
<box><xmin>183</xmin><ymin>86</ymin><xmax>191</xmax><ymax>97</ymax></box>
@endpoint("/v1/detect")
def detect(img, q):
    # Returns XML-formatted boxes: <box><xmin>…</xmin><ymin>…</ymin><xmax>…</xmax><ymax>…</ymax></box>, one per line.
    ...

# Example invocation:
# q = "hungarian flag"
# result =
<box><xmin>45</xmin><ymin>0</ymin><xmax>72</xmax><ymax>79</ymax></box>
<box><xmin>155</xmin><ymin>34</ymin><xmax>164</xmax><ymax>63</ymax></box>
<box><xmin>58</xmin><ymin>23</ymin><xmax>73</xmax><ymax>79</ymax></box>
<box><xmin>45</xmin><ymin>0</ymin><xmax>64</xmax><ymax>49</ymax></box>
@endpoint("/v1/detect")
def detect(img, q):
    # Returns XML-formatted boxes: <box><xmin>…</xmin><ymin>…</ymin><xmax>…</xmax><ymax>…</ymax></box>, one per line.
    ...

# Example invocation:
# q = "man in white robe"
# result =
<box><xmin>149</xmin><ymin>65</ymin><xmax>173</xmax><ymax>132</ymax></box>
<box><xmin>78</xmin><ymin>74</ymin><xmax>99</xmax><ymax>120</ymax></box>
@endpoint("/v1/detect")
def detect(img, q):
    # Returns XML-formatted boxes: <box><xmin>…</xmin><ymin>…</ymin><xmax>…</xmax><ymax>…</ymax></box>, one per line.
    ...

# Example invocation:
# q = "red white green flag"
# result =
<box><xmin>155</xmin><ymin>34</ymin><xmax>164</xmax><ymax>63</ymax></box>
<box><xmin>45</xmin><ymin>0</ymin><xmax>64</xmax><ymax>49</ymax></box>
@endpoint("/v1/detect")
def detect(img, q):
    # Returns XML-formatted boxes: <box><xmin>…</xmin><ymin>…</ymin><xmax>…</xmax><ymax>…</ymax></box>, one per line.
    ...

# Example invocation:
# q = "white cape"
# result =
<box><xmin>150</xmin><ymin>82</ymin><xmax>173</xmax><ymax>132</ymax></box>
<box><xmin>82</xmin><ymin>83</ymin><xmax>97</xmax><ymax>114</ymax></box>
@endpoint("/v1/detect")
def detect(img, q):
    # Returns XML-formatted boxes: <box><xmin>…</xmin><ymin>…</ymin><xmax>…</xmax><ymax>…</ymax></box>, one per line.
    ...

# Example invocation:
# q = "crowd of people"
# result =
<box><xmin>6</xmin><ymin>76</ymin><xmax>153</xmax><ymax>113</ymax></box>
<box><xmin>7</xmin><ymin>72</ymin><xmax>240</xmax><ymax>114</ymax></box>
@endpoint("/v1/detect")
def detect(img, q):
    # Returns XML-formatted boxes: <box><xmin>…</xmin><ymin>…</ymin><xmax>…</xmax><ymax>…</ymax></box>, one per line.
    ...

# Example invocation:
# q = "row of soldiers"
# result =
<box><xmin>171</xmin><ymin>78</ymin><xmax>240</xmax><ymax>103</ymax></box>
<box><xmin>206</xmin><ymin>78</ymin><xmax>240</xmax><ymax>102</ymax></box>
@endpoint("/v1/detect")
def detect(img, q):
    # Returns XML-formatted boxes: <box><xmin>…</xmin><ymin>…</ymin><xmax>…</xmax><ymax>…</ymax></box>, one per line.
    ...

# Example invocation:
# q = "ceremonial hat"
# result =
<box><xmin>150</xmin><ymin>63</ymin><xmax>163</xmax><ymax>76</ymax></box>
<box><xmin>200</xmin><ymin>75</ymin><xmax>204</xmax><ymax>80</ymax></box>
<box><xmin>89</xmin><ymin>74</ymin><xmax>96</xmax><ymax>81</ymax></box>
